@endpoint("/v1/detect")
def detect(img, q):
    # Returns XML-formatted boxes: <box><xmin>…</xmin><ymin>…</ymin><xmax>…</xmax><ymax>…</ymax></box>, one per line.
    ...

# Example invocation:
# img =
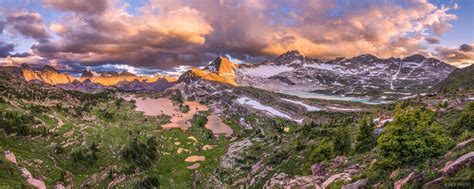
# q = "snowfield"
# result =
<box><xmin>281</xmin><ymin>98</ymin><xmax>321</xmax><ymax>111</ymax></box>
<box><xmin>239</xmin><ymin>65</ymin><xmax>294</xmax><ymax>78</ymax></box>
<box><xmin>237</xmin><ymin>97</ymin><xmax>303</xmax><ymax>123</ymax></box>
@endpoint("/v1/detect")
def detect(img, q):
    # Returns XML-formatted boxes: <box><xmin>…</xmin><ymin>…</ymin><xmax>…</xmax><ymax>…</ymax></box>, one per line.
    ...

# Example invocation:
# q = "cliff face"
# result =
<box><xmin>21</xmin><ymin>64</ymin><xmax>76</xmax><ymax>85</ymax></box>
<box><xmin>178</xmin><ymin>56</ymin><xmax>239</xmax><ymax>86</ymax></box>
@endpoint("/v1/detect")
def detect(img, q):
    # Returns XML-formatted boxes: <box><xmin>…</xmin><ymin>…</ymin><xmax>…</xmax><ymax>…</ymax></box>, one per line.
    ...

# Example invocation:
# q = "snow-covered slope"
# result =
<box><xmin>236</xmin><ymin>51</ymin><xmax>456</xmax><ymax>100</ymax></box>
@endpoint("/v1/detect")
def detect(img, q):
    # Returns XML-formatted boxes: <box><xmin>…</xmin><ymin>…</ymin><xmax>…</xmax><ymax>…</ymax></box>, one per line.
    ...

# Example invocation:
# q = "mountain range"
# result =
<box><xmin>0</xmin><ymin>50</ymin><xmax>473</xmax><ymax>188</ymax></box>
<box><xmin>0</xmin><ymin>51</ymin><xmax>465</xmax><ymax>99</ymax></box>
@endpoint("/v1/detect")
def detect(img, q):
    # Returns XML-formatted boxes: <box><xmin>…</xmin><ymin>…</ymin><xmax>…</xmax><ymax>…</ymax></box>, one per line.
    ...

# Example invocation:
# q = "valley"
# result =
<box><xmin>0</xmin><ymin>52</ymin><xmax>473</xmax><ymax>188</ymax></box>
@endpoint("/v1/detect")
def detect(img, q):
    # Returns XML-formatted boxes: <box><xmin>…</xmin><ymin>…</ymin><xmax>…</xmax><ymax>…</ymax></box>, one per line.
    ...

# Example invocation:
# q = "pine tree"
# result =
<box><xmin>355</xmin><ymin>117</ymin><xmax>376</xmax><ymax>153</ymax></box>
<box><xmin>334</xmin><ymin>125</ymin><xmax>351</xmax><ymax>155</ymax></box>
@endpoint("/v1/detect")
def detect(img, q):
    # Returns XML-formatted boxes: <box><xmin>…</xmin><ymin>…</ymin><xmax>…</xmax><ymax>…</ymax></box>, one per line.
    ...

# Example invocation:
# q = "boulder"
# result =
<box><xmin>440</xmin><ymin>152</ymin><xmax>474</xmax><ymax>175</ymax></box>
<box><xmin>311</xmin><ymin>163</ymin><xmax>326</xmax><ymax>176</ymax></box>
<box><xmin>322</xmin><ymin>173</ymin><xmax>351</xmax><ymax>188</ymax></box>
<box><xmin>342</xmin><ymin>179</ymin><xmax>367</xmax><ymax>189</ymax></box>
<box><xmin>3</xmin><ymin>150</ymin><xmax>17</xmax><ymax>164</ymax></box>
<box><xmin>456</xmin><ymin>137</ymin><xmax>474</xmax><ymax>149</ymax></box>
<box><xmin>424</xmin><ymin>176</ymin><xmax>444</xmax><ymax>188</ymax></box>
<box><xmin>394</xmin><ymin>171</ymin><xmax>415</xmax><ymax>189</ymax></box>
<box><xmin>344</xmin><ymin>164</ymin><xmax>361</xmax><ymax>174</ymax></box>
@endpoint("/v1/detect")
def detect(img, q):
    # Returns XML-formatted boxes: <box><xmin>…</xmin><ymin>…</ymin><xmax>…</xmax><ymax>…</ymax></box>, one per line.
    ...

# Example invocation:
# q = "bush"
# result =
<box><xmin>310</xmin><ymin>140</ymin><xmax>334</xmax><ymax>163</ymax></box>
<box><xmin>450</xmin><ymin>101</ymin><xmax>474</xmax><ymax>137</ymax></box>
<box><xmin>191</xmin><ymin>112</ymin><xmax>208</xmax><ymax>128</ymax></box>
<box><xmin>139</xmin><ymin>176</ymin><xmax>160</xmax><ymax>188</ymax></box>
<box><xmin>377</xmin><ymin>105</ymin><xmax>449</xmax><ymax>168</ymax></box>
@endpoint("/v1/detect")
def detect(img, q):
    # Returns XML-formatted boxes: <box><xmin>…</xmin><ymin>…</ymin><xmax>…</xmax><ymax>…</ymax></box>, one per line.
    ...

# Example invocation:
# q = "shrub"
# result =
<box><xmin>139</xmin><ymin>176</ymin><xmax>160</xmax><ymax>188</ymax></box>
<box><xmin>310</xmin><ymin>140</ymin><xmax>334</xmax><ymax>163</ymax></box>
<box><xmin>377</xmin><ymin>105</ymin><xmax>449</xmax><ymax>168</ymax></box>
<box><xmin>450</xmin><ymin>101</ymin><xmax>474</xmax><ymax>136</ymax></box>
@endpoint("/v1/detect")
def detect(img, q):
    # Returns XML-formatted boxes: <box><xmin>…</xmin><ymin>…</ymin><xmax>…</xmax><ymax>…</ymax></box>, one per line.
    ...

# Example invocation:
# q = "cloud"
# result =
<box><xmin>32</xmin><ymin>3</ymin><xmax>213</xmax><ymax>69</ymax></box>
<box><xmin>3</xmin><ymin>0</ymin><xmax>466</xmax><ymax>71</ymax></box>
<box><xmin>425</xmin><ymin>37</ymin><xmax>440</xmax><ymax>44</ymax></box>
<box><xmin>0</xmin><ymin>21</ymin><xmax>5</xmax><ymax>34</ymax></box>
<box><xmin>6</xmin><ymin>11</ymin><xmax>49</xmax><ymax>40</ymax></box>
<box><xmin>43</xmin><ymin>0</ymin><xmax>110</xmax><ymax>15</ymax></box>
<box><xmin>0</xmin><ymin>41</ymin><xmax>15</xmax><ymax>57</ymax></box>
<box><xmin>434</xmin><ymin>44</ymin><xmax>474</xmax><ymax>67</ymax></box>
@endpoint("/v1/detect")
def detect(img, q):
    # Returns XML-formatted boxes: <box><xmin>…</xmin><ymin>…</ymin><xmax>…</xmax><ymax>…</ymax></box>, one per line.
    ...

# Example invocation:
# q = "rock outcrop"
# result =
<box><xmin>440</xmin><ymin>151</ymin><xmax>474</xmax><ymax>175</ymax></box>
<box><xmin>80</xmin><ymin>69</ymin><xmax>176</xmax><ymax>86</ymax></box>
<box><xmin>394</xmin><ymin>171</ymin><xmax>415</xmax><ymax>189</ymax></box>
<box><xmin>21</xmin><ymin>64</ymin><xmax>76</xmax><ymax>85</ymax></box>
<box><xmin>342</xmin><ymin>179</ymin><xmax>367</xmax><ymax>189</ymax></box>
<box><xmin>178</xmin><ymin>56</ymin><xmax>239</xmax><ymax>86</ymax></box>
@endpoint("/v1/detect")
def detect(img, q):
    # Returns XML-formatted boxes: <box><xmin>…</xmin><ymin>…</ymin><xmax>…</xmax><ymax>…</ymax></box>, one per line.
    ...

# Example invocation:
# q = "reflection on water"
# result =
<box><xmin>124</xmin><ymin>95</ymin><xmax>233</xmax><ymax>136</ymax></box>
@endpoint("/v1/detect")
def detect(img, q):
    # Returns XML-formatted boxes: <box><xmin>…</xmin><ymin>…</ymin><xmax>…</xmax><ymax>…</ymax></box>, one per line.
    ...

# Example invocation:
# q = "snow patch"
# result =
<box><xmin>237</xmin><ymin>97</ymin><xmax>302</xmax><ymax>123</ymax></box>
<box><xmin>239</xmin><ymin>65</ymin><xmax>294</xmax><ymax>78</ymax></box>
<box><xmin>281</xmin><ymin>98</ymin><xmax>321</xmax><ymax>111</ymax></box>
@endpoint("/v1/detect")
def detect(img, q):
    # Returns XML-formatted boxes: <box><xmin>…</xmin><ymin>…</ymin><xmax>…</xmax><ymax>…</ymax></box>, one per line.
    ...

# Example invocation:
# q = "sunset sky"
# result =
<box><xmin>0</xmin><ymin>0</ymin><xmax>473</xmax><ymax>76</ymax></box>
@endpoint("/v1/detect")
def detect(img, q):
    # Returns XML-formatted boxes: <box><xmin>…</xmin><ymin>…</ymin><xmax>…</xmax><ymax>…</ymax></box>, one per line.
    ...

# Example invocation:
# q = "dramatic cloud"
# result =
<box><xmin>0</xmin><ymin>21</ymin><xmax>5</xmax><ymax>34</ymax></box>
<box><xmin>6</xmin><ymin>11</ymin><xmax>49</xmax><ymax>40</ymax></box>
<box><xmin>1</xmin><ymin>0</ymin><xmax>471</xmax><ymax>72</ymax></box>
<box><xmin>0</xmin><ymin>41</ymin><xmax>15</xmax><ymax>57</ymax></box>
<box><xmin>43</xmin><ymin>0</ymin><xmax>110</xmax><ymax>15</ymax></box>
<box><xmin>425</xmin><ymin>37</ymin><xmax>440</xmax><ymax>44</ymax></box>
<box><xmin>32</xmin><ymin>3</ymin><xmax>213</xmax><ymax>69</ymax></box>
<box><xmin>435</xmin><ymin>44</ymin><xmax>474</xmax><ymax>67</ymax></box>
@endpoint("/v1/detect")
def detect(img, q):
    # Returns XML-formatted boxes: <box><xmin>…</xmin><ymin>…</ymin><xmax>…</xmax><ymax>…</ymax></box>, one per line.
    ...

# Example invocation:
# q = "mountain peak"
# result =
<box><xmin>402</xmin><ymin>54</ymin><xmax>426</xmax><ymax>62</ymax></box>
<box><xmin>355</xmin><ymin>54</ymin><xmax>379</xmax><ymax>60</ymax></box>
<box><xmin>42</xmin><ymin>65</ymin><xmax>58</xmax><ymax>72</ymax></box>
<box><xmin>20</xmin><ymin>63</ymin><xmax>31</xmax><ymax>70</ymax></box>
<box><xmin>205</xmin><ymin>56</ymin><xmax>238</xmax><ymax>73</ymax></box>
<box><xmin>276</xmin><ymin>50</ymin><xmax>304</xmax><ymax>60</ymax></box>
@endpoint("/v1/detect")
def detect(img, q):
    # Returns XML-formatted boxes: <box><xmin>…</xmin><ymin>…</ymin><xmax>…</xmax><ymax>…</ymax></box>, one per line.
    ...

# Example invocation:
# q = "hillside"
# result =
<box><xmin>433</xmin><ymin>64</ymin><xmax>474</xmax><ymax>93</ymax></box>
<box><xmin>1</xmin><ymin>65</ymin><xmax>473</xmax><ymax>188</ymax></box>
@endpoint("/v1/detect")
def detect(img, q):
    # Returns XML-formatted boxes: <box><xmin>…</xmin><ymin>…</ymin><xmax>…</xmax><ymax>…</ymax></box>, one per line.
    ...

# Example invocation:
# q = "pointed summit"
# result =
<box><xmin>179</xmin><ymin>56</ymin><xmax>239</xmax><ymax>86</ymax></box>
<box><xmin>402</xmin><ymin>54</ymin><xmax>426</xmax><ymax>62</ymax></box>
<box><xmin>42</xmin><ymin>65</ymin><xmax>57</xmax><ymax>72</ymax></box>
<box><xmin>354</xmin><ymin>54</ymin><xmax>379</xmax><ymax>61</ymax></box>
<box><xmin>20</xmin><ymin>63</ymin><xmax>32</xmax><ymax>70</ymax></box>
<box><xmin>275</xmin><ymin>50</ymin><xmax>304</xmax><ymax>62</ymax></box>
<box><xmin>205</xmin><ymin>56</ymin><xmax>239</xmax><ymax>76</ymax></box>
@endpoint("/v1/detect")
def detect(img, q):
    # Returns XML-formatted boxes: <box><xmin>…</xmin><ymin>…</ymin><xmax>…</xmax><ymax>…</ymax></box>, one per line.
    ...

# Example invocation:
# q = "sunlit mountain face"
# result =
<box><xmin>0</xmin><ymin>1</ymin><xmax>473</xmax><ymax>189</ymax></box>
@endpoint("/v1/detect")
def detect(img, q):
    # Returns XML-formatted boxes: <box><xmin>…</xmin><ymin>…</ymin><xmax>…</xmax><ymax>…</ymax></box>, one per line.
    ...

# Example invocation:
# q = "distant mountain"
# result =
<box><xmin>80</xmin><ymin>69</ymin><xmax>176</xmax><ymax>86</ymax></box>
<box><xmin>236</xmin><ymin>51</ymin><xmax>456</xmax><ymax>99</ymax></box>
<box><xmin>55</xmin><ymin>79</ymin><xmax>109</xmax><ymax>93</ymax></box>
<box><xmin>432</xmin><ymin>64</ymin><xmax>474</xmax><ymax>93</ymax></box>
<box><xmin>178</xmin><ymin>56</ymin><xmax>239</xmax><ymax>86</ymax></box>
<box><xmin>1</xmin><ymin>63</ymin><xmax>177</xmax><ymax>92</ymax></box>
<box><xmin>21</xmin><ymin>63</ymin><xmax>76</xmax><ymax>85</ymax></box>
<box><xmin>115</xmin><ymin>78</ymin><xmax>174</xmax><ymax>92</ymax></box>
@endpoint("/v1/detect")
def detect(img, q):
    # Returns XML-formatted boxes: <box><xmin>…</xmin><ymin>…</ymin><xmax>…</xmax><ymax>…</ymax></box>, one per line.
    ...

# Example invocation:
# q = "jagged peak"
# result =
<box><xmin>41</xmin><ymin>65</ymin><xmax>58</xmax><ymax>72</ymax></box>
<box><xmin>205</xmin><ymin>55</ymin><xmax>237</xmax><ymax>73</ymax></box>
<box><xmin>20</xmin><ymin>63</ymin><xmax>31</xmax><ymax>70</ymax></box>
<box><xmin>276</xmin><ymin>50</ymin><xmax>304</xmax><ymax>59</ymax></box>
<box><xmin>81</xmin><ymin>69</ymin><xmax>95</xmax><ymax>78</ymax></box>
<box><xmin>354</xmin><ymin>54</ymin><xmax>379</xmax><ymax>60</ymax></box>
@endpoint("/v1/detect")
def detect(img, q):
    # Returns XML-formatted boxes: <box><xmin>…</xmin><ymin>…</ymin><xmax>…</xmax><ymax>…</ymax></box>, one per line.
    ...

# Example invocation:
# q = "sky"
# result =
<box><xmin>0</xmin><ymin>0</ymin><xmax>473</xmax><ymax>76</ymax></box>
